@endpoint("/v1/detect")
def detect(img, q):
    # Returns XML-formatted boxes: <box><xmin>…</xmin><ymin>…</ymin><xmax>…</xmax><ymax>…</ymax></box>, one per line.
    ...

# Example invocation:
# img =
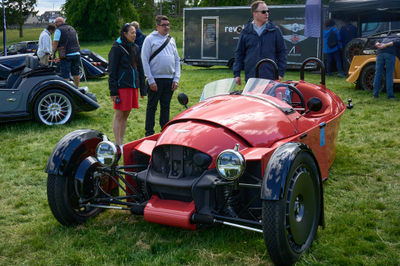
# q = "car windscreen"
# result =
<box><xmin>199</xmin><ymin>78</ymin><xmax>236</xmax><ymax>102</ymax></box>
<box><xmin>242</xmin><ymin>78</ymin><xmax>294</xmax><ymax>108</ymax></box>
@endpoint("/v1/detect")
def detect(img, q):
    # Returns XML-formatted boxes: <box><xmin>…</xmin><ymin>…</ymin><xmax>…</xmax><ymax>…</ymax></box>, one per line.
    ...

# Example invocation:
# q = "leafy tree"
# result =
<box><xmin>64</xmin><ymin>0</ymin><xmax>139</xmax><ymax>41</ymax></box>
<box><xmin>0</xmin><ymin>0</ymin><xmax>37</xmax><ymax>37</ymax></box>
<box><xmin>133</xmin><ymin>0</ymin><xmax>155</xmax><ymax>29</ymax></box>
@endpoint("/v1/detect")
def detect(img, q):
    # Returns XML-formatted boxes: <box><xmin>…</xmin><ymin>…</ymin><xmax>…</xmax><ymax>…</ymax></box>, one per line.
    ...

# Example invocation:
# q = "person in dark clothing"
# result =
<box><xmin>233</xmin><ymin>0</ymin><xmax>286</xmax><ymax>84</ymax></box>
<box><xmin>340</xmin><ymin>21</ymin><xmax>357</xmax><ymax>51</ymax></box>
<box><xmin>340</xmin><ymin>20</ymin><xmax>358</xmax><ymax>71</ymax></box>
<box><xmin>52</xmin><ymin>17</ymin><xmax>81</xmax><ymax>86</ymax></box>
<box><xmin>373</xmin><ymin>34</ymin><xmax>400</xmax><ymax>99</ymax></box>
<box><xmin>323</xmin><ymin>19</ymin><xmax>345</xmax><ymax>77</ymax></box>
<box><xmin>131</xmin><ymin>21</ymin><xmax>146</xmax><ymax>51</ymax></box>
<box><xmin>108</xmin><ymin>23</ymin><xmax>146</xmax><ymax>145</ymax></box>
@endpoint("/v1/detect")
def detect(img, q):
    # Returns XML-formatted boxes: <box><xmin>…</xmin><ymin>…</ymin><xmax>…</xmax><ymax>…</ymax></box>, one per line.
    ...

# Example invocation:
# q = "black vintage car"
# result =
<box><xmin>0</xmin><ymin>54</ymin><xmax>99</xmax><ymax>125</ymax></box>
<box><xmin>0</xmin><ymin>42</ymin><xmax>108</xmax><ymax>80</ymax></box>
<box><xmin>0</xmin><ymin>41</ymin><xmax>39</xmax><ymax>56</ymax></box>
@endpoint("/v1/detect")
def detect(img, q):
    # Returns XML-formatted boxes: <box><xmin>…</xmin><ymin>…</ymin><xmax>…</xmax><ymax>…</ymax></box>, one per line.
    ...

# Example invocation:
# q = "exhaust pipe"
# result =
<box><xmin>191</xmin><ymin>213</ymin><xmax>263</xmax><ymax>233</ymax></box>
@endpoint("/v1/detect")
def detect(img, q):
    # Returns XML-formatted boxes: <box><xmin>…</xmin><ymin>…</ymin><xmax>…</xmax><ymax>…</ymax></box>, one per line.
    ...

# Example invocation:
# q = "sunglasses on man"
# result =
<box><xmin>256</xmin><ymin>10</ymin><xmax>270</xmax><ymax>14</ymax></box>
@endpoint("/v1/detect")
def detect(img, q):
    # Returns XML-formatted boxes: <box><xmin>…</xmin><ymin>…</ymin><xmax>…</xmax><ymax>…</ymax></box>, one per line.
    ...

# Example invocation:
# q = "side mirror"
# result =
<box><xmin>178</xmin><ymin>93</ymin><xmax>189</xmax><ymax>109</ymax></box>
<box><xmin>307</xmin><ymin>97</ymin><xmax>323</xmax><ymax>112</ymax></box>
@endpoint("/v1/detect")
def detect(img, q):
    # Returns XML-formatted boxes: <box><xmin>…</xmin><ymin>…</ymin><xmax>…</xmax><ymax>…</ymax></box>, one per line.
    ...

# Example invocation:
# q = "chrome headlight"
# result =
<box><xmin>216</xmin><ymin>146</ymin><xmax>245</xmax><ymax>181</ymax></box>
<box><xmin>95</xmin><ymin>141</ymin><xmax>121</xmax><ymax>166</ymax></box>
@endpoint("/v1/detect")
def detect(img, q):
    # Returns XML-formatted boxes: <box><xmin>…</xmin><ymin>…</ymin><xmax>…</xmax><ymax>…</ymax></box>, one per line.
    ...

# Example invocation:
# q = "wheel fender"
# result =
<box><xmin>46</xmin><ymin>129</ymin><xmax>104</xmax><ymax>177</ymax></box>
<box><xmin>261</xmin><ymin>142</ymin><xmax>320</xmax><ymax>200</ymax></box>
<box><xmin>261</xmin><ymin>142</ymin><xmax>324</xmax><ymax>226</ymax></box>
<box><xmin>74</xmin><ymin>156</ymin><xmax>100</xmax><ymax>199</ymax></box>
<box><xmin>27</xmin><ymin>79</ymin><xmax>72</xmax><ymax>111</ymax></box>
<box><xmin>347</xmin><ymin>56</ymin><xmax>376</xmax><ymax>83</ymax></box>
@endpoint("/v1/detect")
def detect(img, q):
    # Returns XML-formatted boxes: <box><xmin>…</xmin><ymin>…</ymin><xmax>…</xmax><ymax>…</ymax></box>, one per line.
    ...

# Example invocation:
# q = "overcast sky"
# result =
<box><xmin>36</xmin><ymin>0</ymin><xmax>66</xmax><ymax>15</ymax></box>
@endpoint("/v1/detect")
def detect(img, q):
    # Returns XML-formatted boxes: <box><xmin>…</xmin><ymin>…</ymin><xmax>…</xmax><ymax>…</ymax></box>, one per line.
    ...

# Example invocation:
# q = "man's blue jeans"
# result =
<box><xmin>373</xmin><ymin>52</ymin><xmax>395</xmax><ymax>98</ymax></box>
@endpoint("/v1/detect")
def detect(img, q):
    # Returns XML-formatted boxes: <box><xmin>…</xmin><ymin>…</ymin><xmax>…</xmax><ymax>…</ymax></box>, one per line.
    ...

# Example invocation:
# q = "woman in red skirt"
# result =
<box><xmin>108</xmin><ymin>23</ymin><xmax>146</xmax><ymax>146</ymax></box>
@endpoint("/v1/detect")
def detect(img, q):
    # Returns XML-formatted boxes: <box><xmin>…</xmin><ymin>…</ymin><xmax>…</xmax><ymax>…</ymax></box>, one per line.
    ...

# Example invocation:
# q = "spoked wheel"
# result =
<box><xmin>359</xmin><ymin>64</ymin><xmax>384</xmax><ymax>92</ymax></box>
<box><xmin>345</xmin><ymin>38</ymin><xmax>367</xmax><ymax>65</ymax></box>
<box><xmin>69</xmin><ymin>65</ymin><xmax>86</xmax><ymax>81</ymax></box>
<box><xmin>34</xmin><ymin>89</ymin><xmax>74</xmax><ymax>125</ymax></box>
<box><xmin>262</xmin><ymin>152</ymin><xmax>321</xmax><ymax>265</ymax></box>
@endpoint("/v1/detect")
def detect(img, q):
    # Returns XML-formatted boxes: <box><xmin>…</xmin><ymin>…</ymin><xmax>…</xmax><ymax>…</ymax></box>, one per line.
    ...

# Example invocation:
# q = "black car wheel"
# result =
<box><xmin>262</xmin><ymin>152</ymin><xmax>321</xmax><ymax>265</ymax></box>
<box><xmin>47</xmin><ymin>171</ymin><xmax>102</xmax><ymax>226</ymax></box>
<box><xmin>34</xmin><ymin>89</ymin><xmax>74</xmax><ymax>125</ymax></box>
<box><xmin>360</xmin><ymin>64</ymin><xmax>384</xmax><ymax>92</ymax></box>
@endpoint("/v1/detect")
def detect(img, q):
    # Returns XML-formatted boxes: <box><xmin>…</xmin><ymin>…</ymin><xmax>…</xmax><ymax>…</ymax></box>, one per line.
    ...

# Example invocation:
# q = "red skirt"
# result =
<box><xmin>113</xmin><ymin>88</ymin><xmax>139</xmax><ymax>111</ymax></box>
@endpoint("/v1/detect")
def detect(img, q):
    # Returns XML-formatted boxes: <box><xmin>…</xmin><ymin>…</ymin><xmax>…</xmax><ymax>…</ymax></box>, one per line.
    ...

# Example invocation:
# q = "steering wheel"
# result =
<box><xmin>266</xmin><ymin>83</ymin><xmax>306</xmax><ymax>113</ymax></box>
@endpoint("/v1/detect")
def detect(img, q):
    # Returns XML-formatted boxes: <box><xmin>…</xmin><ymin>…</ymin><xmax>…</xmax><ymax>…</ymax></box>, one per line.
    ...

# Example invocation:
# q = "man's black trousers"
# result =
<box><xmin>145</xmin><ymin>78</ymin><xmax>174</xmax><ymax>136</ymax></box>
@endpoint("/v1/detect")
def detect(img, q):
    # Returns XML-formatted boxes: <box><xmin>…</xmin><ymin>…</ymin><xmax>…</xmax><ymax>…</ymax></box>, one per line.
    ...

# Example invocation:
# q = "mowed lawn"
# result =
<box><xmin>0</xmin><ymin>28</ymin><xmax>399</xmax><ymax>265</ymax></box>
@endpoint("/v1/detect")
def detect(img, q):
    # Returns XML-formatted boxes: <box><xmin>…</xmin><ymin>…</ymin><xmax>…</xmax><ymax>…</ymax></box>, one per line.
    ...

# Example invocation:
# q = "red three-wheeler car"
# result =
<box><xmin>46</xmin><ymin>58</ymin><xmax>346</xmax><ymax>265</ymax></box>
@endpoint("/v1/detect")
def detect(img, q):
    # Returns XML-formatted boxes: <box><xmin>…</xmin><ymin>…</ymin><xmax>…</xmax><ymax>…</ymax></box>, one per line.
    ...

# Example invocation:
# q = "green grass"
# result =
<box><xmin>0</xmin><ymin>28</ymin><xmax>43</xmax><ymax>45</ymax></box>
<box><xmin>0</xmin><ymin>29</ymin><xmax>400</xmax><ymax>265</ymax></box>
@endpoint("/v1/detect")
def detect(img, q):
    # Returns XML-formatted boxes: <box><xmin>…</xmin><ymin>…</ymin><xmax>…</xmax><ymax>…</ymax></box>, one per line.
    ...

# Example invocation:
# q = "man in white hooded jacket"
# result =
<box><xmin>37</xmin><ymin>24</ymin><xmax>55</xmax><ymax>65</ymax></box>
<box><xmin>141</xmin><ymin>15</ymin><xmax>180</xmax><ymax>137</ymax></box>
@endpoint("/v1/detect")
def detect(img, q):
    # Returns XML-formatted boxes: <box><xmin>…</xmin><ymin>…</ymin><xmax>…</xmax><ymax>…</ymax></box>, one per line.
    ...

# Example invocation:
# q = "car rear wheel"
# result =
<box><xmin>262</xmin><ymin>152</ymin><xmax>321</xmax><ymax>265</ymax></box>
<box><xmin>345</xmin><ymin>38</ymin><xmax>367</xmax><ymax>65</ymax></box>
<box><xmin>69</xmin><ymin>65</ymin><xmax>86</xmax><ymax>81</ymax></box>
<box><xmin>34</xmin><ymin>89</ymin><xmax>74</xmax><ymax>125</ymax></box>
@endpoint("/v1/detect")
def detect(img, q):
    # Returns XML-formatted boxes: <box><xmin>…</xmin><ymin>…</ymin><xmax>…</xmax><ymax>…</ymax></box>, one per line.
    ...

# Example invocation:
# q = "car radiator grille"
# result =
<box><xmin>145</xmin><ymin>145</ymin><xmax>213</xmax><ymax>202</ymax></box>
<box><xmin>151</xmin><ymin>145</ymin><xmax>212</xmax><ymax>179</ymax></box>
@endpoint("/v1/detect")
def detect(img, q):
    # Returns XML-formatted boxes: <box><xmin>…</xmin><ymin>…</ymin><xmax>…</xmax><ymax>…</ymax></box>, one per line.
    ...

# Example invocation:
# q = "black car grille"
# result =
<box><xmin>151</xmin><ymin>145</ymin><xmax>212</xmax><ymax>179</ymax></box>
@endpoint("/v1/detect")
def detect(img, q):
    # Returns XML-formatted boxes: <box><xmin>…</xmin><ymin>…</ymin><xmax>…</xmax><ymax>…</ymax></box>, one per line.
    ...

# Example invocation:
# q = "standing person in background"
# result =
<box><xmin>340</xmin><ymin>20</ymin><xmax>358</xmax><ymax>71</ymax></box>
<box><xmin>141</xmin><ymin>15</ymin><xmax>180</xmax><ymax>137</ymax></box>
<box><xmin>233</xmin><ymin>0</ymin><xmax>286</xmax><ymax>84</ymax></box>
<box><xmin>37</xmin><ymin>24</ymin><xmax>56</xmax><ymax>65</ymax></box>
<box><xmin>52</xmin><ymin>17</ymin><xmax>81</xmax><ymax>87</ymax></box>
<box><xmin>131</xmin><ymin>21</ymin><xmax>146</xmax><ymax>51</ymax></box>
<box><xmin>373</xmin><ymin>35</ymin><xmax>400</xmax><ymax>99</ymax></box>
<box><xmin>108</xmin><ymin>23</ymin><xmax>145</xmax><ymax>146</ymax></box>
<box><xmin>323</xmin><ymin>19</ymin><xmax>345</xmax><ymax>77</ymax></box>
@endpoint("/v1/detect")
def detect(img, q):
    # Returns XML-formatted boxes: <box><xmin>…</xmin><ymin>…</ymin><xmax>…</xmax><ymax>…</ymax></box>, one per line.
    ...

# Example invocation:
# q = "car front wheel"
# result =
<box><xmin>34</xmin><ymin>89</ymin><xmax>74</xmax><ymax>125</ymax></box>
<box><xmin>360</xmin><ymin>64</ymin><xmax>384</xmax><ymax>92</ymax></box>
<box><xmin>47</xmin><ymin>173</ymin><xmax>102</xmax><ymax>226</ymax></box>
<box><xmin>262</xmin><ymin>152</ymin><xmax>321</xmax><ymax>265</ymax></box>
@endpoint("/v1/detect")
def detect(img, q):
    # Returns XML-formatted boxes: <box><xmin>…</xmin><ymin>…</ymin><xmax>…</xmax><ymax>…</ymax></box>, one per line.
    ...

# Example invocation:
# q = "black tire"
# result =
<box><xmin>47</xmin><ymin>173</ymin><xmax>102</xmax><ymax>226</ymax></box>
<box><xmin>262</xmin><ymin>152</ymin><xmax>321</xmax><ymax>265</ymax></box>
<box><xmin>359</xmin><ymin>64</ymin><xmax>384</xmax><ymax>92</ymax></box>
<box><xmin>345</xmin><ymin>38</ymin><xmax>367</xmax><ymax>65</ymax></box>
<box><xmin>33</xmin><ymin>89</ymin><xmax>74</xmax><ymax>125</ymax></box>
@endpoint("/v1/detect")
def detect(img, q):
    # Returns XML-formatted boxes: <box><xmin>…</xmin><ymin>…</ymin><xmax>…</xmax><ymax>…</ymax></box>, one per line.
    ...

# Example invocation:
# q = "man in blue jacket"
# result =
<box><xmin>233</xmin><ymin>0</ymin><xmax>286</xmax><ymax>85</ymax></box>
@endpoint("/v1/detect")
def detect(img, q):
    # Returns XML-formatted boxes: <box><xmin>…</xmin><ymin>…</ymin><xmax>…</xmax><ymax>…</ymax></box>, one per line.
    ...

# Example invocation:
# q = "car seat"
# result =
<box><xmin>0</xmin><ymin>63</ymin><xmax>25</xmax><ymax>88</ymax></box>
<box><xmin>24</xmin><ymin>54</ymin><xmax>39</xmax><ymax>70</ymax></box>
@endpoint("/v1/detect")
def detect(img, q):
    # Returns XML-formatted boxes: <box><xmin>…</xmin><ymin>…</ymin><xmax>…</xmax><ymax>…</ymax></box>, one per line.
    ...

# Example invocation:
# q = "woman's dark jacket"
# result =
<box><xmin>108</xmin><ymin>38</ymin><xmax>146</xmax><ymax>97</ymax></box>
